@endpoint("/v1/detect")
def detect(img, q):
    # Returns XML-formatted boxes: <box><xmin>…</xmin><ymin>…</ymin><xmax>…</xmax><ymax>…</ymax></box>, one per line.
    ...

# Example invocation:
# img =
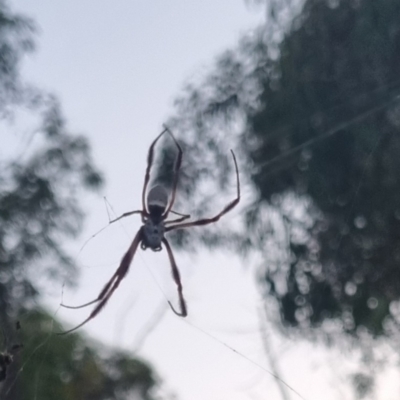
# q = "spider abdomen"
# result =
<box><xmin>142</xmin><ymin>220</ymin><xmax>165</xmax><ymax>251</ymax></box>
<box><xmin>147</xmin><ymin>185</ymin><xmax>168</xmax><ymax>214</ymax></box>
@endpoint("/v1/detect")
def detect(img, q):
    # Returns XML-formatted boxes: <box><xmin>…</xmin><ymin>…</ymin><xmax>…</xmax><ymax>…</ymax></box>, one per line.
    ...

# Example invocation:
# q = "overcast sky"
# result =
<box><xmin>7</xmin><ymin>1</ymin><xmax>399</xmax><ymax>399</ymax></box>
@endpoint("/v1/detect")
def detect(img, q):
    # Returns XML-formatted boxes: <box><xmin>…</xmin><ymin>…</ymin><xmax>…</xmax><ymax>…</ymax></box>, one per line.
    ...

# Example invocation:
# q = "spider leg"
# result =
<box><xmin>162</xmin><ymin>126</ymin><xmax>183</xmax><ymax>218</ymax></box>
<box><xmin>60</xmin><ymin>268</ymin><xmax>123</xmax><ymax>310</ymax></box>
<box><xmin>109</xmin><ymin>209</ymin><xmax>144</xmax><ymax>224</ymax></box>
<box><xmin>142</xmin><ymin>127</ymin><xmax>169</xmax><ymax>215</ymax></box>
<box><xmin>162</xmin><ymin>238</ymin><xmax>187</xmax><ymax>317</ymax></box>
<box><xmin>170</xmin><ymin>210</ymin><xmax>190</xmax><ymax>218</ymax></box>
<box><xmin>165</xmin><ymin>216</ymin><xmax>190</xmax><ymax>225</ymax></box>
<box><xmin>166</xmin><ymin>150</ymin><xmax>240</xmax><ymax>232</ymax></box>
<box><xmin>61</xmin><ymin>247</ymin><xmax>133</xmax><ymax>311</ymax></box>
<box><xmin>78</xmin><ymin>200</ymin><xmax>145</xmax><ymax>255</ymax></box>
<box><xmin>59</xmin><ymin>228</ymin><xmax>143</xmax><ymax>335</ymax></box>
<box><xmin>165</xmin><ymin>210</ymin><xmax>191</xmax><ymax>225</ymax></box>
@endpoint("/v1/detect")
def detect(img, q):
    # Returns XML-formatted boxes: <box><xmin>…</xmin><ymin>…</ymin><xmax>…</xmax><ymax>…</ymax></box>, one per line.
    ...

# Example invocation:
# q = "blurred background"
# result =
<box><xmin>1</xmin><ymin>0</ymin><xmax>400</xmax><ymax>399</ymax></box>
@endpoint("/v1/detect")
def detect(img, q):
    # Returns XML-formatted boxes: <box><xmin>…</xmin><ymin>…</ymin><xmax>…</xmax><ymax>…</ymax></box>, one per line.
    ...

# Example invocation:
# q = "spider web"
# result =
<box><xmin>5</xmin><ymin>85</ymin><xmax>399</xmax><ymax>400</ymax></box>
<box><xmin>3</xmin><ymin>1</ymin><xmax>400</xmax><ymax>398</ymax></box>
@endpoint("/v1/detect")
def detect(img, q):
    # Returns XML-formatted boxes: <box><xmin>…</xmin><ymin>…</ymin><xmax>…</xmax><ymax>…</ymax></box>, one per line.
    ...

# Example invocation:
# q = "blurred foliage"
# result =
<box><xmin>0</xmin><ymin>0</ymin><xmax>37</xmax><ymax>116</ymax></box>
<box><xmin>0</xmin><ymin>2</ymin><xmax>162</xmax><ymax>399</ymax></box>
<box><xmin>160</xmin><ymin>0</ymin><xmax>400</xmax><ymax>351</ymax></box>
<box><xmin>0</xmin><ymin>309</ymin><xmax>158</xmax><ymax>400</ymax></box>
<box><xmin>0</xmin><ymin>99</ymin><xmax>103</xmax><ymax>333</ymax></box>
<box><xmin>249</xmin><ymin>0</ymin><xmax>400</xmax><ymax>339</ymax></box>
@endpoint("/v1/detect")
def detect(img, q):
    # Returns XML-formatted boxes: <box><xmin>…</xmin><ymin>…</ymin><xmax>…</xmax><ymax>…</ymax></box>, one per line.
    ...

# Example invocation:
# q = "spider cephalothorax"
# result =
<box><xmin>60</xmin><ymin>125</ymin><xmax>240</xmax><ymax>334</ymax></box>
<box><xmin>141</xmin><ymin>219</ymin><xmax>165</xmax><ymax>251</ymax></box>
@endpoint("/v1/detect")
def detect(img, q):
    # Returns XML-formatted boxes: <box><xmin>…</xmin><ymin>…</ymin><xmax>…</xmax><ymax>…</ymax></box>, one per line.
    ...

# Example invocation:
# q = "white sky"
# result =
<box><xmin>7</xmin><ymin>1</ymin><xmax>400</xmax><ymax>400</ymax></box>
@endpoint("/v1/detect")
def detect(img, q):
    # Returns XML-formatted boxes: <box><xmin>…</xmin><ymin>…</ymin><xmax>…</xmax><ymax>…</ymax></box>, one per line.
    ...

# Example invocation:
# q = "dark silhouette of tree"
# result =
<box><xmin>248</xmin><ymin>0</ymin><xmax>400</xmax><ymax>339</ymax></box>
<box><xmin>1</xmin><ymin>309</ymin><xmax>158</xmax><ymax>400</ymax></box>
<box><xmin>160</xmin><ymin>0</ymin><xmax>400</xmax><ymax>358</ymax></box>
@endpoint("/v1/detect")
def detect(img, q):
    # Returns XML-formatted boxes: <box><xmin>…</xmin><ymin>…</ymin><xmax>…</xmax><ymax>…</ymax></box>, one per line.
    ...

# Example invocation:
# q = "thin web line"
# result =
<box><xmin>183</xmin><ymin>318</ymin><xmax>308</xmax><ymax>400</ymax></box>
<box><xmin>258</xmin><ymin>96</ymin><xmax>399</xmax><ymax>171</ymax></box>
<box><xmin>5</xmin><ymin>300</ymin><xmax>63</xmax><ymax>398</ymax></box>
<box><xmin>101</xmin><ymin>197</ymin><xmax>175</xmax><ymax>314</ymax></box>
<box><xmin>99</xmin><ymin>199</ymin><xmax>307</xmax><ymax>396</ymax></box>
<box><xmin>52</xmin><ymin>91</ymin><xmax>399</xmax><ymax>399</ymax></box>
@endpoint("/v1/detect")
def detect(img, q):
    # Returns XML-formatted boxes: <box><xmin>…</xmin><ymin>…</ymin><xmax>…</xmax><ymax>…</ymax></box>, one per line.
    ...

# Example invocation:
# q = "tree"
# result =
<box><xmin>159</xmin><ymin>0</ymin><xmax>400</xmax><ymax>394</ymax></box>
<box><xmin>247</xmin><ymin>0</ymin><xmax>400</xmax><ymax>339</ymax></box>
<box><xmin>0</xmin><ymin>0</ymin><xmax>102</xmax><ymax>336</ymax></box>
<box><xmin>0</xmin><ymin>2</ymin><xmax>162</xmax><ymax>398</ymax></box>
<box><xmin>0</xmin><ymin>309</ymin><xmax>158</xmax><ymax>400</ymax></box>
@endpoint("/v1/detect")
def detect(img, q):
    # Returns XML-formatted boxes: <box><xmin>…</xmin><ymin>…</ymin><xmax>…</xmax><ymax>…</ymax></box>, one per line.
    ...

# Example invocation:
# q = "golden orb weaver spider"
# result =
<box><xmin>60</xmin><ymin>126</ymin><xmax>240</xmax><ymax>334</ymax></box>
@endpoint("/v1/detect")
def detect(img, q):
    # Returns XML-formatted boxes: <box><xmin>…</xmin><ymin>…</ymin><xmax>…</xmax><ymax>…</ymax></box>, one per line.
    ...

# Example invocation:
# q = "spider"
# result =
<box><xmin>0</xmin><ymin>322</ymin><xmax>23</xmax><ymax>382</ymax></box>
<box><xmin>60</xmin><ymin>125</ymin><xmax>240</xmax><ymax>334</ymax></box>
